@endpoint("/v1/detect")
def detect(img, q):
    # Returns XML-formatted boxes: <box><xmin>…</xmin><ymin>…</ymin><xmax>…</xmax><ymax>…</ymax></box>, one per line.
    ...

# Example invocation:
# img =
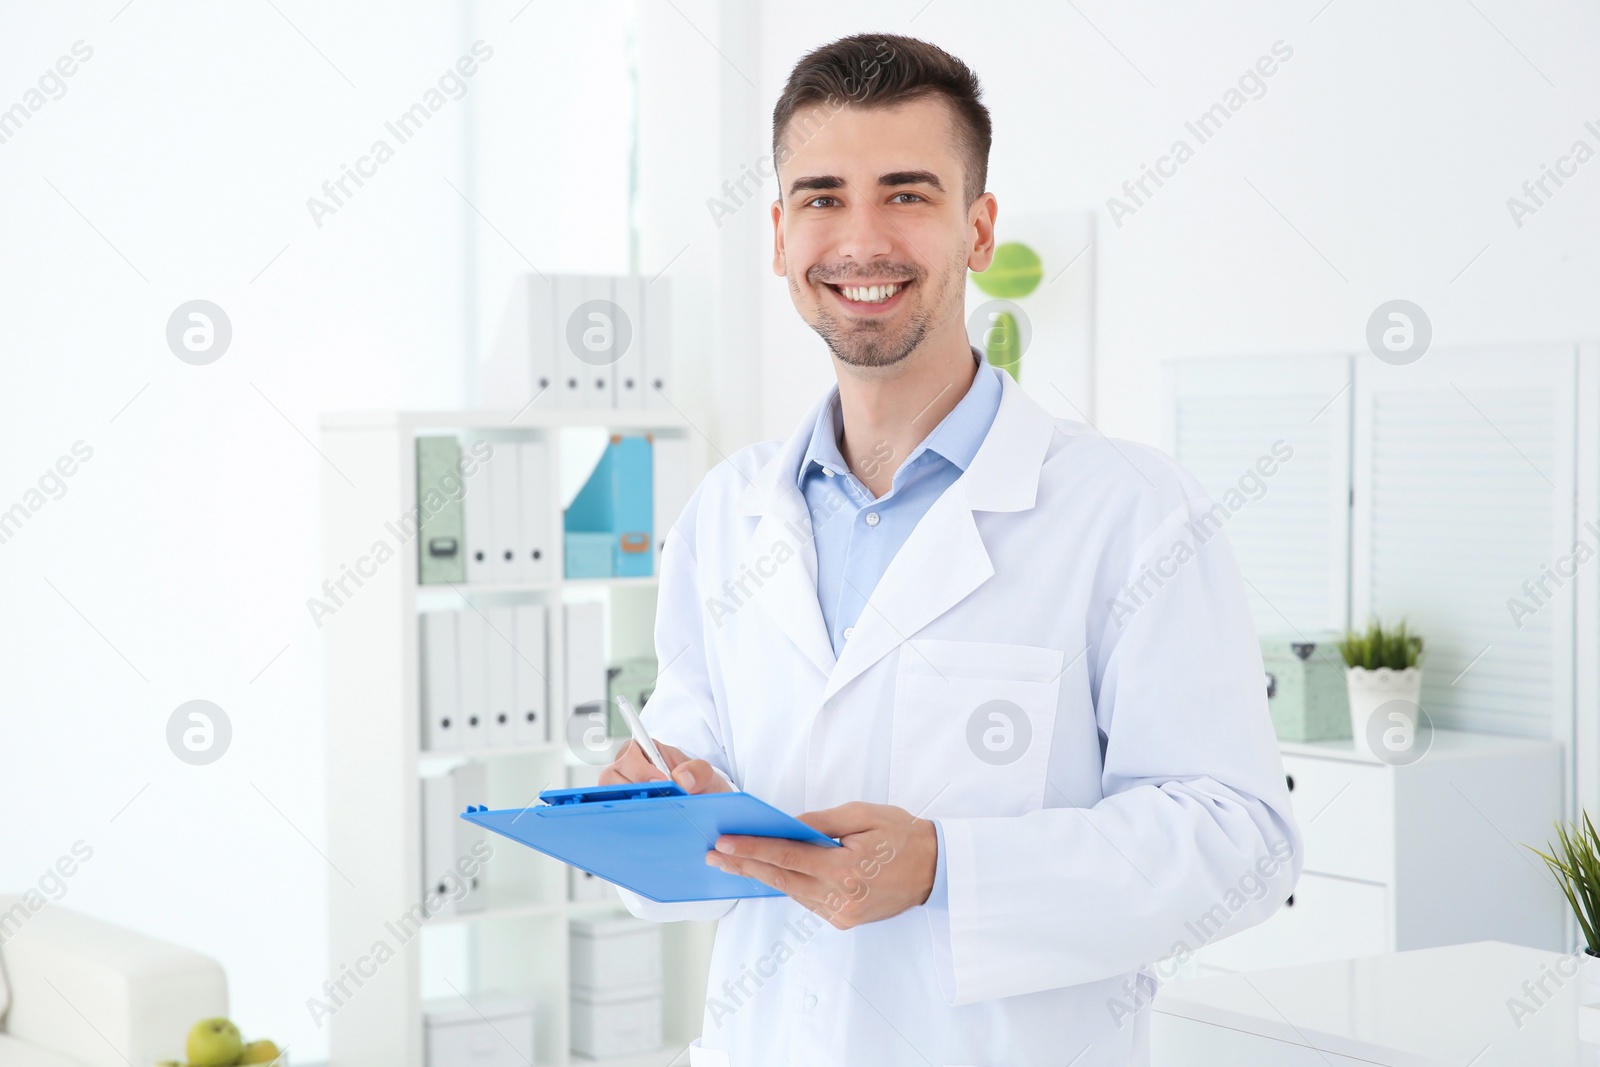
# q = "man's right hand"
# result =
<box><xmin>599</xmin><ymin>738</ymin><xmax>733</xmax><ymax>795</ymax></box>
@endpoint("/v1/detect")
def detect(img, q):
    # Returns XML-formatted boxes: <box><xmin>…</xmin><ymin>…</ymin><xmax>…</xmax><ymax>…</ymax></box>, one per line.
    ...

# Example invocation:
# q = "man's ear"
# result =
<box><xmin>771</xmin><ymin>200</ymin><xmax>787</xmax><ymax>276</ymax></box>
<box><xmin>966</xmin><ymin>191</ymin><xmax>999</xmax><ymax>273</ymax></box>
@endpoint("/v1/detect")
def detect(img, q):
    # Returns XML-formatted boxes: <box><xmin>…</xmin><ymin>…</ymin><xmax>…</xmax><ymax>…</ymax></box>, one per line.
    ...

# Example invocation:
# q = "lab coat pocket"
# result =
<box><xmin>888</xmin><ymin>639</ymin><xmax>1063</xmax><ymax>820</ymax></box>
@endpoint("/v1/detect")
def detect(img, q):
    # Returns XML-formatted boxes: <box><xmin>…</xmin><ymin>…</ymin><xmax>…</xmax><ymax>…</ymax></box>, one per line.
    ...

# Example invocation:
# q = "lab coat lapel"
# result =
<box><xmin>732</xmin><ymin>393</ymin><xmax>838</xmax><ymax>680</ymax></box>
<box><xmin>819</xmin><ymin>370</ymin><xmax>1059</xmax><ymax>703</ymax></box>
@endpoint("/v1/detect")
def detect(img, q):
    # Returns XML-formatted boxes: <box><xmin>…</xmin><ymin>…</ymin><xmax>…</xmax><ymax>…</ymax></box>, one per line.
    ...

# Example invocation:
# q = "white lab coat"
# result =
<box><xmin>620</xmin><ymin>368</ymin><xmax>1302</xmax><ymax>1067</ymax></box>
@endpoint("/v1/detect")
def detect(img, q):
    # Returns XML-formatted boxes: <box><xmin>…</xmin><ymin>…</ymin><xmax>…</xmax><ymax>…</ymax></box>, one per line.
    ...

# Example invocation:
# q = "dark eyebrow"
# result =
<box><xmin>786</xmin><ymin>170</ymin><xmax>945</xmax><ymax>198</ymax></box>
<box><xmin>787</xmin><ymin>174</ymin><xmax>845</xmax><ymax>197</ymax></box>
<box><xmin>879</xmin><ymin>170</ymin><xmax>943</xmax><ymax>191</ymax></box>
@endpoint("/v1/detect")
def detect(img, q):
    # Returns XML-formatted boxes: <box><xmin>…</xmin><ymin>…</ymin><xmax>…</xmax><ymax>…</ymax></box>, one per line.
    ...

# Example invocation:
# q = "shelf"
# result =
<box><xmin>429</xmin><ymin>900</ymin><xmax>565</xmax><ymax>926</ymax></box>
<box><xmin>417</xmin><ymin>579</ymin><xmax>559</xmax><ymax>594</ymax></box>
<box><xmin>427</xmin><ymin>897</ymin><xmax>628</xmax><ymax>927</ymax></box>
<box><xmin>420</xmin><ymin>741</ymin><xmax>565</xmax><ymax>763</ymax></box>
<box><xmin>414</xmin><ymin>577</ymin><xmax>658</xmax><ymax>596</ymax></box>
<box><xmin>322</xmin><ymin>409</ymin><xmax>691</xmax><ymax>432</ymax></box>
<box><xmin>563</xmin><ymin>576</ymin><xmax>658</xmax><ymax>589</ymax></box>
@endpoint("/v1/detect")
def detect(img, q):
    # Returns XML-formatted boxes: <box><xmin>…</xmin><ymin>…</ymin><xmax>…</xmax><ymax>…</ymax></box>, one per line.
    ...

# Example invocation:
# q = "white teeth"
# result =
<box><xmin>838</xmin><ymin>283</ymin><xmax>903</xmax><ymax>304</ymax></box>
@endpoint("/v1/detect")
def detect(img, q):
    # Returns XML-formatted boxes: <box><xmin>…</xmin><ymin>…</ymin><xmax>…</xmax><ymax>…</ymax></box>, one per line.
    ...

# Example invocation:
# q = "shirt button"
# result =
<box><xmin>843</xmin><ymin>626</ymin><xmax>854</xmax><ymax>640</ymax></box>
<box><xmin>822</xmin><ymin>466</ymin><xmax>835</xmax><ymax>477</ymax></box>
<box><xmin>865</xmin><ymin>511</ymin><xmax>880</xmax><ymax>526</ymax></box>
<box><xmin>823</xmin><ymin>698</ymin><xmax>836</xmax><ymax>711</ymax></box>
<box><xmin>804</xmin><ymin>993</ymin><xmax>818</xmax><ymax>1009</ymax></box>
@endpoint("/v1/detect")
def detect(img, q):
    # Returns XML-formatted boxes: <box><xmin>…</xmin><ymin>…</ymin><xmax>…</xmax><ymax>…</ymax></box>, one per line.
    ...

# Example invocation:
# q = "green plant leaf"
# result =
<box><xmin>1339</xmin><ymin>618</ymin><xmax>1424</xmax><ymax>670</ymax></box>
<box><xmin>1530</xmin><ymin>814</ymin><xmax>1600</xmax><ymax>955</ymax></box>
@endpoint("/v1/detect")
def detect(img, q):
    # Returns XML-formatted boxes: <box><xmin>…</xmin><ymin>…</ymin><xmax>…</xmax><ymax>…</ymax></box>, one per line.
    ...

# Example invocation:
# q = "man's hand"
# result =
<box><xmin>706</xmin><ymin>801</ymin><xmax>937</xmax><ymax>929</ymax></box>
<box><xmin>599</xmin><ymin>738</ymin><xmax>733</xmax><ymax>795</ymax></box>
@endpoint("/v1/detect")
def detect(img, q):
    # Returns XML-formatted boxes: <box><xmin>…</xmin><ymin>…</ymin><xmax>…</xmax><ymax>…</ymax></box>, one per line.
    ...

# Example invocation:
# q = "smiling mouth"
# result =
<box><xmin>824</xmin><ymin>281</ymin><xmax>910</xmax><ymax>306</ymax></box>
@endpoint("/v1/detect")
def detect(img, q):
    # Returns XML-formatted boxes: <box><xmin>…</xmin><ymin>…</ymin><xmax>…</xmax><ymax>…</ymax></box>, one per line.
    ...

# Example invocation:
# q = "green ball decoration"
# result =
<box><xmin>972</xmin><ymin>241</ymin><xmax>1043</xmax><ymax>299</ymax></box>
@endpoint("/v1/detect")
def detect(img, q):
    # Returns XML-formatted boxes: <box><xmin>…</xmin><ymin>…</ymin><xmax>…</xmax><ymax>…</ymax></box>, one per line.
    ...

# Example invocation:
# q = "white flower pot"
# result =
<box><xmin>1581</xmin><ymin>951</ymin><xmax>1600</xmax><ymax>1043</ymax></box>
<box><xmin>1344</xmin><ymin>666</ymin><xmax>1422</xmax><ymax>757</ymax></box>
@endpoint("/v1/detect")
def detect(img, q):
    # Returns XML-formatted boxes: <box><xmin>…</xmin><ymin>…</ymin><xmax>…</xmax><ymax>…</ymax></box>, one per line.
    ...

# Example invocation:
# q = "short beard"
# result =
<box><xmin>816</xmin><ymin>304</ymin><xmax>934</xmax><ymax>369</ymax></box>
<box><xmin>803</xmin><ymin>261</ymin><xmax>942</xmax><ymax>370</ymax></box>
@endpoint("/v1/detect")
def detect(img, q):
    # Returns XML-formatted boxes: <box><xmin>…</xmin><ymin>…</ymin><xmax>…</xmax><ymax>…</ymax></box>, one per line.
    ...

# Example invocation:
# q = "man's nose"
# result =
<box><xmin>833</xmin><ymin>200</ymin><xmax>896</xmax><ymax>263</ymax></box>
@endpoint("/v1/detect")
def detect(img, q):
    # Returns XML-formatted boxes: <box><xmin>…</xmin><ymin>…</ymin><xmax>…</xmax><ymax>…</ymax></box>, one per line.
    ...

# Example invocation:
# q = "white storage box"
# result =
<box><xmin>569</xmin><ymin>914</ymin><xmax>661</xmax><ymax>991</ymax></box>
<box><xmin>571</xmin><ymin>984</ymin><xmax>663</xmax><ymax>1059</ymax></box>
<box><xmin>569</xmin><ymin>864</ymin><xmax>618</xmax><ymax>902</ymax></box>
<box><xmin>423</xmin><ymin>993</ymin><xmax>536</xmax><ymax>1067</ymax></box>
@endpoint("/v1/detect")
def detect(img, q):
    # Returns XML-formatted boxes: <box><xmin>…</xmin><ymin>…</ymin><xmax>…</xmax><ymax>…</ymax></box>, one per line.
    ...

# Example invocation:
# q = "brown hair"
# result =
<box><xmin>771</xmin><ymin>34</ymin><xmax>992</xmax><ymax>205</ymax></box>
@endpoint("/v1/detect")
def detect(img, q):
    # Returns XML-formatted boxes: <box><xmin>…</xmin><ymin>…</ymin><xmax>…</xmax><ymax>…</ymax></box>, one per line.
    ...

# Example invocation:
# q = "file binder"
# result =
<box><xmin>613</xmin><ymin>276</ymin><xmax>646</xmax><ymax>409</ymax></box>
<box><xmin>416</xmin><ymin>437</ymin><xmax>466</xmax><ymax>584</ymax></box>
<box><xmin>512</xmin><ymin>604</ymin><xmax>548</xmax><ymax>745</ymax></box>
<box><xmin>457</xmin><ymin>608</ymin><xmax>489</xmax><ymax>748</ymax></box>
<box><xmin>516</xmin><ymin>440</ymin><xmax>554</xmax><ymax>582</ymax></box>
<box><xmin>485</xmin><ymin>605</ymin><xmax>517</xmax><ymax>748</ymax></box>
<box><xmin>651</xmin><ymin>437</ymin><xmax>692</xmax><ymax>562</ymax></box>
<box><xmin>528</xmin><ymin>275</ymin><xmax>558</xmax><ymax>406</ymax></box>
<box><xmin>580</xmin><ymin>275</ymin><xmax>618</xmax><ymax>408</ymax></box>
<box><xmin>564</xmin><ymin>602</ymin><xmax>607</xmax><ymax>723</ymax></box>
<box><xmin>425</xmin><ymin>762</ymin><xmax>487</xmax><ymax>913</ymax></box>
<box><xmin>420</xmin><ymin>611</ymin><xmax>462</xmax><ymax>751</ymax></box>
<box><xmin>556</xmin><ymin>275</ymin><xmax>618</xmax><ymax>408</ymax></box>
<box><xmin>462</xmin><ymin>439</ymin><xmax>493</xmax><ymax>584</ymax></box>
<box><xmin>642</xmin><ymin>277</ymin><xmax>672</xmax><ymax>409</ymax></box>
<box><xmin>460</xmin><ymin>781</ymin><xmax>840</xmax><ymax>903</ymax></box>
<box><xmin>487</xmin><ymin>443</ymin><xmax>520</xmax><ymax>584</ymax></box>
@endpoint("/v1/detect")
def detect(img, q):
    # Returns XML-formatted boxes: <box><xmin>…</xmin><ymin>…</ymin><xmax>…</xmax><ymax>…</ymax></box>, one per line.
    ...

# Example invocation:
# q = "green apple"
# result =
<box><xmin>239</xmin><ymin>1040</ymin><xmax>281</xmax><ymax>1065</ymax></box>
<box><xmin>186</xmin><ymin>1018</ymin><xmax>243</xmax><ymax>1067</ymax></box>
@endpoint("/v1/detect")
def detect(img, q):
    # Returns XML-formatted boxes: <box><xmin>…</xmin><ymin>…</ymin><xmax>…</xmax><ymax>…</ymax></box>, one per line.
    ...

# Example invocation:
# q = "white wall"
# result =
<box><xmin>751</xmin><ymin>0</ymin><xmax>1600</xmax><ymax>445</ymax></box>
<box><xmin>0</xmin><ymin>1</ymin><xmax>631</xmax><ymax>1058</ymax></box>
<box><xmin>634</xmin><ymin>0</ymin><xmax>768</xmax><ymax>455</ymax></box>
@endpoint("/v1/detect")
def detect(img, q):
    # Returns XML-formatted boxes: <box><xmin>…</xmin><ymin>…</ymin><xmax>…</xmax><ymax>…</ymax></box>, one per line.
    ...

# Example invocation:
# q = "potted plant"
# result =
<box><xmin>1336</xmin><ymin>620</ymin><xmax>1423</xmax><ymax>756</ymax></box>
<box><xmin>1529</xmin><ymin>813</ymin><xmax>1600</xmax><ymax>1038</ymax></box>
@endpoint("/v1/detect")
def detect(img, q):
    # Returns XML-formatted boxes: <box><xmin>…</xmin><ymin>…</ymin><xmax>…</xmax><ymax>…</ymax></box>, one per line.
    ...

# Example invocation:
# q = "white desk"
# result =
<box><xmin>1154</xmin><ymin>941</ymin><xmax>1600</xmax><ymax>1066</ymax></box>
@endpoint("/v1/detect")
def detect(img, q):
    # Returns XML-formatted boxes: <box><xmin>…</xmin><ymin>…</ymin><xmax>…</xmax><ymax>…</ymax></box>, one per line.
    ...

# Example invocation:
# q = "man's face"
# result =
<box><xmin>771</xmin><ymin>97</ymin><xmax>995</xmax><ymax>371</ymax></box>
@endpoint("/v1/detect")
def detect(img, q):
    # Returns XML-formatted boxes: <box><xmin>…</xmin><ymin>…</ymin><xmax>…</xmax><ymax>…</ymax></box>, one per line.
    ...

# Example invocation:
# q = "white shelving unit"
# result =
<box><xmin>320</xmin><ymin>409</ymin><xmax>714</xmax><ymax>1067</ymax></box>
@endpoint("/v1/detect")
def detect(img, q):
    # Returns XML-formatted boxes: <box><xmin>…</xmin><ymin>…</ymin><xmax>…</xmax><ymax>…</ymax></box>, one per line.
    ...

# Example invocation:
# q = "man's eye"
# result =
<box><xmin>890</xmin><ymin>193</ymin><xmax>924</xmax><ymax>204</ymax></box>
<box><xmin>806</xmin><ymin>196</ymin><xmax>838</xmax><ymax>208</ymax></box>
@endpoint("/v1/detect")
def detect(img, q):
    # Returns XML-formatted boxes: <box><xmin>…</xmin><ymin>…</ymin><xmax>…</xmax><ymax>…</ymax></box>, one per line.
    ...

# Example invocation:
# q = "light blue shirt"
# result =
<box><xmin>796</xmin><ymin>347</ymin><xmax>1004</xmax><ymax>911</ymax></box>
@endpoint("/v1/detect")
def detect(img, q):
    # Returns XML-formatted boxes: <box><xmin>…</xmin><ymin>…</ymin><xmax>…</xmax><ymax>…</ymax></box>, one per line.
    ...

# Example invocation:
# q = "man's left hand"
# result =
<box><xmin>705</xmin><ymin>801</ymin><xmax>937</xmax><ymax>929</ymax></box>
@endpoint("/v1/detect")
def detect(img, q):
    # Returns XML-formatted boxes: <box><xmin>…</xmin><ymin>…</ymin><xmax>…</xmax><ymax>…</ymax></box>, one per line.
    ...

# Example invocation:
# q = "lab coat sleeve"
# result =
<box><xmin>615</xmin><ymin>501</ymin><xmax>739</xmax><ymax>925</ymax></box>
<box><xmin>932</xmin><ymin>464</ymin><xmax>1303</xmax><ymax>1005</ymax></box>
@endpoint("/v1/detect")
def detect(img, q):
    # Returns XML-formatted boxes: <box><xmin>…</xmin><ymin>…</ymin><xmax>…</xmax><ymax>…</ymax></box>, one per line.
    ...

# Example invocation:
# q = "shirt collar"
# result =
<box><xmin>797</xmin><ymin>345</ymin><xmax>1000</xmax><ymax>488</ymax></box>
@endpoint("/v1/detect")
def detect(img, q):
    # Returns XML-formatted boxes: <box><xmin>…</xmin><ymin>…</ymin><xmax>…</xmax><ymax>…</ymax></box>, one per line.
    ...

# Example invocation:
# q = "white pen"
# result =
<box><xmin>614</xmin><ymin>694</ymin><xmax>674</xmax><ymax>781</ymax></box>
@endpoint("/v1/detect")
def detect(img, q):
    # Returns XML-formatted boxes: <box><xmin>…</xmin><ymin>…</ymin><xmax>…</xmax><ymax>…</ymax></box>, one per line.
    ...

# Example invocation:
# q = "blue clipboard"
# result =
<box><xmin>459</xmin><ymin>781</ymin><xmax>841</xmax><ymax>903</ymax></box>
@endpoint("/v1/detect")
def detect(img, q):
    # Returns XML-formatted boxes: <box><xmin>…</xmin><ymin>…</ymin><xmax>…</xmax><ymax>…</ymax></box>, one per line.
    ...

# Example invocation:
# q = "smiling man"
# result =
<box><xmin>602</xmin><ymin>33</ymin><xmax>1301</xmax><ymax>1067</ymax></box>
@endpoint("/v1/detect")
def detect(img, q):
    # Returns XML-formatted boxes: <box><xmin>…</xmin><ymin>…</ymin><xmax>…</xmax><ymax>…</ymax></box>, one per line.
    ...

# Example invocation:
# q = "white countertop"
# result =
<box><xmin>1155</xmin><ymin>940</ymin><xmax>1593</xmax><ymax>1066</ymax></box>
<box><xmin>1278</xmin><ymin>727</ymin><xmax>1561</xmax><ymax>764</ymax></box>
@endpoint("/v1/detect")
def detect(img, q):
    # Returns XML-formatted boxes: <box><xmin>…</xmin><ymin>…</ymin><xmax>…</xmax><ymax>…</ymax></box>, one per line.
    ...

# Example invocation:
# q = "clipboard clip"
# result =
<box><xmin>540</xmin><ymin>781</ymin><xmax>689</xmax><ymax>807</ymax></box>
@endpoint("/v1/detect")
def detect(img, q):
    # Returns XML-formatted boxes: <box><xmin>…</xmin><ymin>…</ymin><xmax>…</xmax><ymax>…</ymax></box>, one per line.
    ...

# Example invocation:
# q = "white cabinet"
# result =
<box><xmin>1192</xmin><ymin>729</ymin><xmax>1566</xmax><ymax>975</ymax></box>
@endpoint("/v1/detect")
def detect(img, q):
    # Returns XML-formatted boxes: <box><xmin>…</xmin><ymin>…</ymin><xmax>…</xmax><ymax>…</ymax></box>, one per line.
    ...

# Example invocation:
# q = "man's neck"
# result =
<box><xmin>834</xmin><ymin>331</ymin><xmax>978</xmax><ymax>499</ymax></box>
